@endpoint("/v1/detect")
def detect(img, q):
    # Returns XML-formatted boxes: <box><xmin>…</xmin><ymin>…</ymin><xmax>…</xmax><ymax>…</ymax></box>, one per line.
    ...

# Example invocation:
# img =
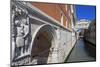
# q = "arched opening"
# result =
<box><xmin>30</xmin><ymin>24</ymin><xmax>56</xmax><ymax>64</ymax></box>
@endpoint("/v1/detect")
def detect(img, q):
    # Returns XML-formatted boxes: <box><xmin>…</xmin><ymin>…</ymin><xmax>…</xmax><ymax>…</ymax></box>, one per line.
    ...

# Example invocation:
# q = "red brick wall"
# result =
<box><xmin>31</xmin><ymin>2</ymin><xmax>61</xmax><ymax>22</ymax></box>
<box><xmin>31</xmin><ymin>2</ymin><xmax>72</xmax><ymax>29</ymax></box>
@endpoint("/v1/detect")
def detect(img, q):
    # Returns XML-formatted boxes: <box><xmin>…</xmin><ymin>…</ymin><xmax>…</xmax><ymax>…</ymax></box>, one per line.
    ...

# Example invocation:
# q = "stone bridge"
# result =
<box><xmin>11</xmin><ymin>1</ymin><xmax>76</xmax><ymax>66</ymax></box>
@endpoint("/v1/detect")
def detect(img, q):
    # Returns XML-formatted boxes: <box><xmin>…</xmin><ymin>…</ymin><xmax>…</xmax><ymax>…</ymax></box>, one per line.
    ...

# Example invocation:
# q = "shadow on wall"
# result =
<box><xmin>31</xmin><ymin>32</ymin><xmax>52</xmax><ymax>64</ymax></box>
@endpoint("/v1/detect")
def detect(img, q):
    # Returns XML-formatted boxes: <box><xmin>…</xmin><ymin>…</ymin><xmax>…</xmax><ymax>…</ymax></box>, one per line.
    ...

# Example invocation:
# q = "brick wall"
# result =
<box><xmin>31</xmin><ymin>2</ymin><xmax>72</xmax><ymax>30</ymax></box>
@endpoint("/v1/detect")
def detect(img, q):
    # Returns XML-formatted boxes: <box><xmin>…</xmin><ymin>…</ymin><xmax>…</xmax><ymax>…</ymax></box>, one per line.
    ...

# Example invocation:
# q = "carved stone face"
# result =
<box><xmin>15</xmin><ymin>20</ymin><xmax>21</xmax><ymax>26</ymax></box>
<box><xmin>21</xmin><ymin>18</ymin><xmax>27</xmax><ymax>25</ymax></box>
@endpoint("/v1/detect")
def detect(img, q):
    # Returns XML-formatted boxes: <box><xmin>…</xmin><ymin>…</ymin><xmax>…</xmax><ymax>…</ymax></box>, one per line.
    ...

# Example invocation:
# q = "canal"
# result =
<box><xmin>65</xmin><ymin>38</ymin><xmax>96</xmax><ymax>63</ymax></box>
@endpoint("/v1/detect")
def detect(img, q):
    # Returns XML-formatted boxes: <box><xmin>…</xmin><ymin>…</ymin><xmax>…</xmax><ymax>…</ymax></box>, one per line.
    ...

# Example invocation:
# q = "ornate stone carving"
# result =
<box><xmin>11</xmin><ymin>2</ymin><xmax>30</xmax><ymax>63</ymax></box>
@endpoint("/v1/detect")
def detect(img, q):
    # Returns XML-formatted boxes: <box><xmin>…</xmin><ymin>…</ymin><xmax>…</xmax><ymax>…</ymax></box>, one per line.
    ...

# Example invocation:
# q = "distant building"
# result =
<box><xmin>84</xmin><ymin>19</ymin><xmax>96</xmax><ymax>44</ymax></box>
<box><xmin>75</xmin><ymin>19</ymin><xmax>90</xmax><ymax>29</ymax></box>
<box><xmin>84</xmin><ymin>19</ymin><xmax>96</xmax><ymax>57</ymax></box>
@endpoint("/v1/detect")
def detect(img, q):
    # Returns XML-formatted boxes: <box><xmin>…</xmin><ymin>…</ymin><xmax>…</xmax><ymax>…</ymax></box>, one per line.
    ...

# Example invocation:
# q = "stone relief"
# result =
<box><xmin>11</xmin><ymin>3</ymin><xmax>30</xmax><ymax>61</ymax></box>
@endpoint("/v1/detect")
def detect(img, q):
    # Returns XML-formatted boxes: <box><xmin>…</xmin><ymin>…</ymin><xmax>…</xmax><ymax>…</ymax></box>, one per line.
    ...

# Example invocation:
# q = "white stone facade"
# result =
<box><xmin>11</xmin><ymin>1</ymin><xmax>76</xmax><ymax>66</ymax></box>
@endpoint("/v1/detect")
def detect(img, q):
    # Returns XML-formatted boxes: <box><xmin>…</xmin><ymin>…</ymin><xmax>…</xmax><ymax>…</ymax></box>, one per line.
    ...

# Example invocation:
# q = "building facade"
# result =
<box><xmin>75</xmin><ymin>19</ymin><xmax>90</xmax><ymax>29</ymax></box>
<box><xmin>11</xmin><ymin>0</ymin><xmax>76</xmax><ymax>66</ymax></box>
<box><xmin>31</xmin><ymin>2</ymin><xmax>72</xmax><ymax>30</ymax></box>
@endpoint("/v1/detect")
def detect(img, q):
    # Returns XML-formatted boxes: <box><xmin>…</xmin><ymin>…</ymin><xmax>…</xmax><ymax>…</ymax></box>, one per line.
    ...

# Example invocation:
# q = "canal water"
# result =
<box><xmin>66</xmin><ymin>38</ymin><xmax>95</xmax><ymax>63</ymax></box>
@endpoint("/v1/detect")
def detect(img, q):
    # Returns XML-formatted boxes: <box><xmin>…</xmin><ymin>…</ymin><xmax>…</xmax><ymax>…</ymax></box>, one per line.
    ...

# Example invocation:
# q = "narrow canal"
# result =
<box><xmin>66</xmin><ymin>38</ymin><xmax>95</xmax><ymax>63</ymax></box>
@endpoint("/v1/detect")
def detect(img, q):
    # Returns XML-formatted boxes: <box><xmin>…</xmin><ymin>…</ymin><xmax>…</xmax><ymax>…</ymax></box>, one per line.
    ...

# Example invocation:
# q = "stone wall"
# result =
<box><xmin>11</xmin><ymin>1</ymin><xmax>76</xmax><ymax>66</ymax></box>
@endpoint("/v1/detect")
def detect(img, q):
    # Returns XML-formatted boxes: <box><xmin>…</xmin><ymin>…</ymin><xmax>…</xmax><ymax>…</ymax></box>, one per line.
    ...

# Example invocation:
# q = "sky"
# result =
<box><xmin>75</xmin><ymin>5</ymin><xmax>96</xmax><ymax>21</ymax></box>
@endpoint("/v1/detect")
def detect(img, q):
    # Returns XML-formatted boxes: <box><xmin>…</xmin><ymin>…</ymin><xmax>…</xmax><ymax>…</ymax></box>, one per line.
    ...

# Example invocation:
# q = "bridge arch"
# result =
<box><xmin>30</xmin><ymin>24</ymin><xmax>57</xmax><ymax>64</ymax></box>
